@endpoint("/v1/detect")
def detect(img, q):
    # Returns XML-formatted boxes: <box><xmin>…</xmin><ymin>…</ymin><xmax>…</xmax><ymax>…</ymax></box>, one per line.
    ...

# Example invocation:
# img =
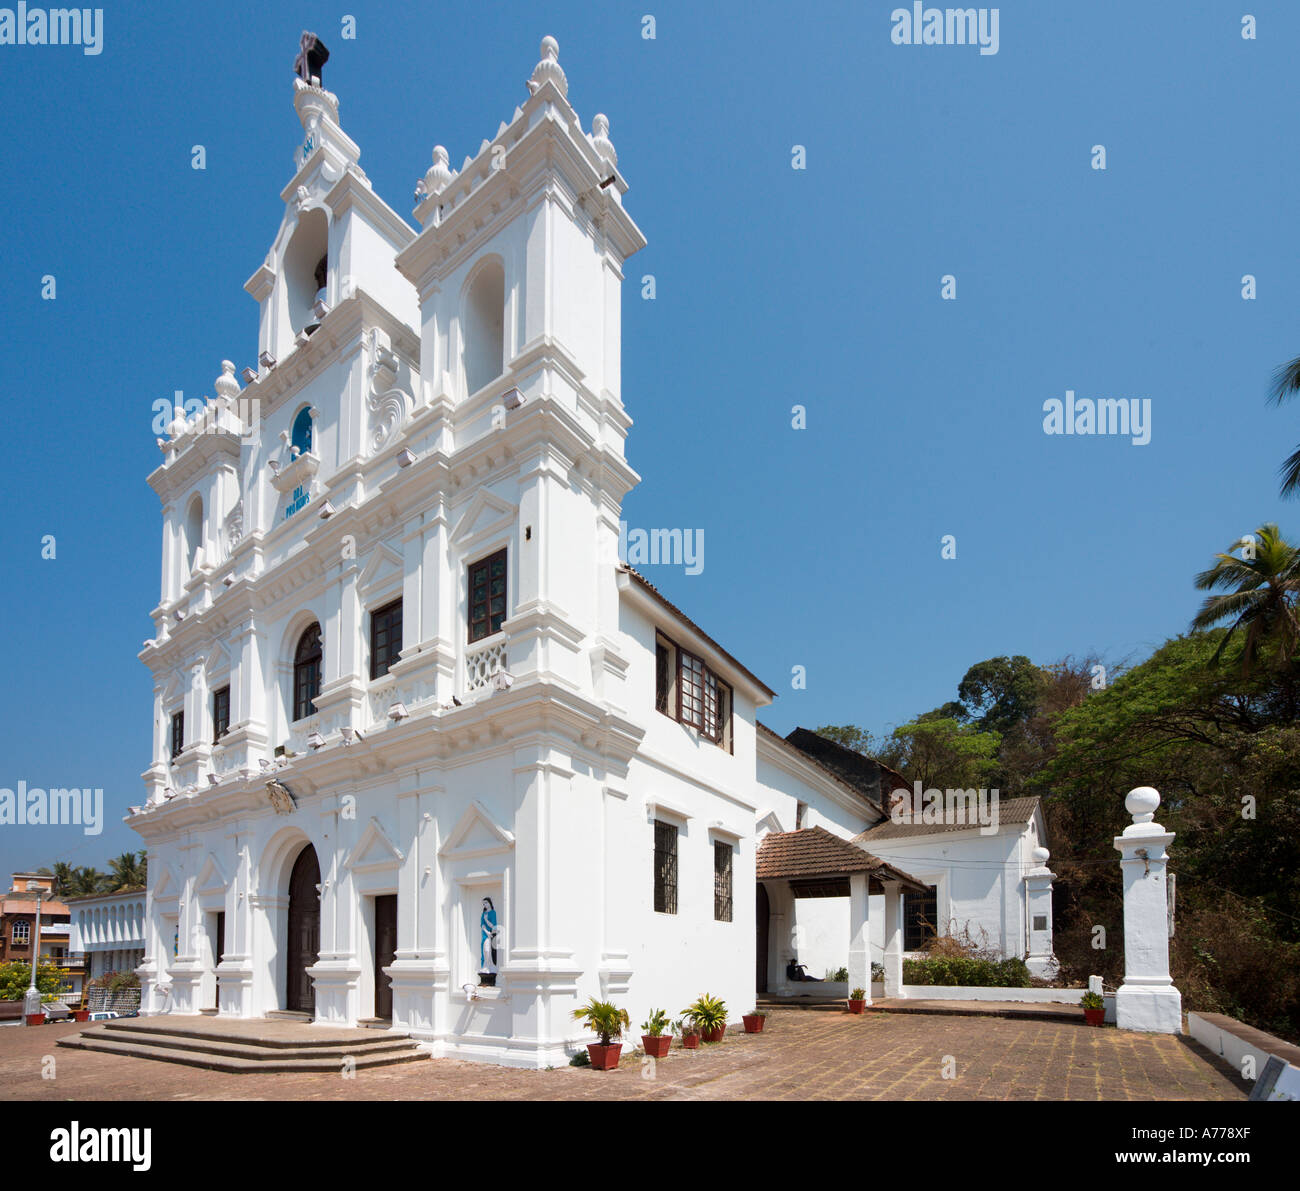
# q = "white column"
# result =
<box><xmin>1113</xmin><ymin>787</ymin><xmax>1181</xmax><ymax>1033</ymax></box>
<box><xmin>848</xmin><ymin>872</ymin><xmax>871</xmax><ymax>1005</ymax></box>
<box><xmin>883</xmin><ymin>880</ymin><xmax>904</xmax><ymax>998</ymax></box>
<box><xmin>1024</xmin><ymin>847</ymin><xmax>1058</xmax><ymax>979</ymax></box>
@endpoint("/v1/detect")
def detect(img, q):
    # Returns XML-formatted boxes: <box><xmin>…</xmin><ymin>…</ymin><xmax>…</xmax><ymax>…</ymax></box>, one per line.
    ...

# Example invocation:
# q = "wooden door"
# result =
<box><xmin>373</xmin><ymin>894</ymin><xmax>397</xmax><ymax>1020</ymax></box>
<box><xmin>286</xmin><ymin>847</ymin><xmax>320</xmax><ymax>1013</ymax></box>
<box><xmin>755</xmin><ymin>883</ymin><xmax>770</xmax><ymax>994</ymax></box>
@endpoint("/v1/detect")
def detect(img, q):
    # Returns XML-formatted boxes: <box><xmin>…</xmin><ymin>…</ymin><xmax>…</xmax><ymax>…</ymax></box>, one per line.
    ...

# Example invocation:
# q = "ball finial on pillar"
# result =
<box><xmin>1126</xmin><ymin>786</ymin><xmax>1160</xmax><ymax>824</ymax></box>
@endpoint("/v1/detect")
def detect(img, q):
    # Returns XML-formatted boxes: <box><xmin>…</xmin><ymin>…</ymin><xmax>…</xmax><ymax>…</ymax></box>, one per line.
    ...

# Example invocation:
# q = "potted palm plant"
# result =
<box><xmin>742</xmin><ymin>1008</ymin><xmax>766</xmax><ymax>1034</ymax></box>
<box><xmin>572</xmin><ymin>998</ymin><xmax>631</xmax><ymax>1070</ymax></box>
<box><xmin>641</xmin><ymin>1008</ymin><xmax>673</xmax><ymax>1058</ymax></box>
<box><xmin>1081</xmin><ymin>990</ymin><xmax>1105</xmax><ymax>1027</ymax></box>
<box><xmin>847</xmin><ymin>987</ymin><xmax>866</xmax><ymax>1014</ymax></box>
<box><xmin>676</xmin><ymin>1018</ymin><xmax>700</xmax><ymax>1049</ymax></box>
<box><xmin>683</xmin><ymin>993</ymin><xmax>728</xmax><ymax>1043</ymax></box>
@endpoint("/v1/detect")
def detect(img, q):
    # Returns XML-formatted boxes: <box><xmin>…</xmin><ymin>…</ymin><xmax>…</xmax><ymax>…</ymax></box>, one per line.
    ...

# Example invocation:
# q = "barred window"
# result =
<box><xmin>469</xmin><ymin>549</ymin><xmax>507</xmax><ymax>643</ymax></box>
<box><xmin>11</xmin><ymin>921</ymin><xmax>30</xmax><ymax>946</ymax></box>
<box><xmin>211</xmin><ymin>686</ymin><xmax>230</xmax><ymax>741</ymax></box>
<box><xmin>370</xmin><ymin>598</ymin><xmax>403</xmax><ymax>679</ymax></box>
<box><xmin>653</xmin><ymin>820</ymin><xmax>678</xmax><ymax>914</ymax></box>
<box><xmin>713</xmin><ymin>841</ymin><xmax>733</xmax><ymax>922</ymax></box>
<box><xmin>170</xmin><ymin>711</ymin><xmax>185</xmax><ymax>759</ymax></box>
<box><xmin>904</xmin><ymin>886</ymin><xmax>938</xmax><ymax>951</ymax></box>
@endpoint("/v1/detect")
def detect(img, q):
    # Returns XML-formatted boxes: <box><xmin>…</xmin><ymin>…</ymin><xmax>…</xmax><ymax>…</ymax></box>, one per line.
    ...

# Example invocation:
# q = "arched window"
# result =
<box><xmin>285</xmin><ymin>208</ymin><xmax>328</xmax><ymax>337</ymax></box>
<box><xmin>293</xmin><ymin>622</ymin><xmax>323</xmax><ymax>721</ymax></box>
<box><xmin>291</xmin><ymin>406</ymin><xmax>314</xmax><ymax>457</ymax></box>
<box><xmin>463</xmin><ymin>259</ymin><xmax>505</xmax><ymax>396</ymax></box>
<box><xmin>185</xmin><ymin>494</ymin><xmax>204</xmax><ymax>571</ymax></box>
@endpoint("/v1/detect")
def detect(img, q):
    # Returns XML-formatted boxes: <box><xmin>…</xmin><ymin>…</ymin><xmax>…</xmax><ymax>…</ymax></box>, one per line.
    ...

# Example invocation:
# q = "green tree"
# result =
<box><xmin>956</xmin><ymin>655</ymin><xmax>1046</xmax><ymax>736</ymax></box>
<box><xmin>106</xmin><ymin>852</ymin><xmax>146</xmax><ymax>892</ymax></box>
<box><xmin>0</xmin><ymin>961</ymin><xmax>63</xmax><ymax>1001</ymax></box>
<box><xmin>1191</xmin><ymin>524</ymin><xmax>1300</xmax><ymax>676</ymax></box>
<box><xmin>889</xmin><ymin>718</ymin><xmax>1002</xmax><ymax>791</ymax></box>
<box><xmin>1268</xmin><ymin>356</ymin><xmax>1300</xmax><ymax>496</ymax></box>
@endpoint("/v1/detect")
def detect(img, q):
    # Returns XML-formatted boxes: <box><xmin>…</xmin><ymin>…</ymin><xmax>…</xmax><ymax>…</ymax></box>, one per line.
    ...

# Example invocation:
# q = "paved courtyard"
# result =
<box><xmin>0</xmin><ymin>1010</ymin><xmax>1247</xmax><ymax>1101</ymax></box>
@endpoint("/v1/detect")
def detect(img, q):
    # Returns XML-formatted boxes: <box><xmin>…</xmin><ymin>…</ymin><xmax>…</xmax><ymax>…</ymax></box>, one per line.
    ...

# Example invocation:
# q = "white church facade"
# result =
<box><xmin>128</xmin><ymin>36</ymin><xmax>1057</xmax><ymax>1067</ymax></box>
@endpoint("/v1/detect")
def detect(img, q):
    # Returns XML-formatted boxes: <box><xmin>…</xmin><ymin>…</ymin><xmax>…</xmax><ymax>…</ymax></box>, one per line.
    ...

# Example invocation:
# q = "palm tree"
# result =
<box><xmin>1191</xmin><ymin>524</ymin><xmax>1300</xmax><ymax>674</ymax></box>
<box><xmin>50</xmin><ymin>862</ymin><xmax>77</xmax><ymax>897</ymax></box>
<box><xmin>1268</xmin><ymin>358</ymin><xmax>1300</xmax><ymax>496</ymax></box>
<box><xmin>68</xmin><ymin>867</ymin><xmax>108</xmax><ymax>896</ymax></box>
<box><xmin>106</xmin><ymin>852</ymin><xmax>146</xmax><ymax>892</ymax></box>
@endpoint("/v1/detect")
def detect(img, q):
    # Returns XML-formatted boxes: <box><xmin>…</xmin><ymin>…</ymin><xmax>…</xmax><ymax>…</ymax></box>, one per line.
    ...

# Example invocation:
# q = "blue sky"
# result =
<box><xmin>1</xmin><ymin>1</ymin><xmax>1297</xmax><ymax>875</ymax></box>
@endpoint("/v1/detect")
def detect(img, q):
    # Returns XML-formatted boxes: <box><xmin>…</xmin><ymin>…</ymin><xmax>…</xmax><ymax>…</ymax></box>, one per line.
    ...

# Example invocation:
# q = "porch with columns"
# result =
<box><xmin>755</xmin><ymin>827</ymin><xmax>929</xmax><ymax>1004</ymax></box>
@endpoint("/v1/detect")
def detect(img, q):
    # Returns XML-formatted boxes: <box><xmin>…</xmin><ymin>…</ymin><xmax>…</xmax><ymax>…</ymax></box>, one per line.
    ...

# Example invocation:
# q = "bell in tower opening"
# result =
<box><xmin>294</xmin><ymin>32</ymin><xmax>329</xmax><ymax>86</ymax></box>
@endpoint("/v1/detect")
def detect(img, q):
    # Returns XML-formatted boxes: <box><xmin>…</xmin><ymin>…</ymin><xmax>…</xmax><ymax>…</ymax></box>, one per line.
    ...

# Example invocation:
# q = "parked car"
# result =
<box><xmin>87</xmin><ymin>1011</ymin><xmax>120</xmax><ymax>1021</ymax></box>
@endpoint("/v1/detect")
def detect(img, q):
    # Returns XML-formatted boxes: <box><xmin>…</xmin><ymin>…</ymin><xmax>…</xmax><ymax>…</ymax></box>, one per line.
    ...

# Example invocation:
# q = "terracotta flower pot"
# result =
<box><xmin>742</xmin><ymin>1014</ymin><xmax>765</xmax><ymax>1034</ymax></box>
<box><xmin>642</xmin><ymin>1034</ymin><xmax>671</xmax><ymax>1058</ymax></box>
<box><xmin>681</xmin><ymin>1032</ymin><xmax>700</xmax><ymax>1050</ymax></box>
<box><xmin>847</xmin><ymin>999</ymin><xmax>865</xmax><ymax>1014</ymax></box>
<box><xmin>587</xmin><ymin>1042</ymin><xmax>623</xmax><ymax>1071</ymax></box>
<box><xmin>701</xmin><ymin>1024</ymin><xmax>726</xmax><ymax>1043</ymax></box>
<box><xmin>25</xmin><ymin>1013</ymin><xmax>46</xmax><ymax>1026</ymax></box>
<box><xmin>1084</xmin><ymin>1008</ymin><xmax>1105</xmax><ymax>1027</ymax></box>
<box><xmin>73</xmin><ymin>1010</ymin><xmax>90</xmax><ymax>1023</ymax></box>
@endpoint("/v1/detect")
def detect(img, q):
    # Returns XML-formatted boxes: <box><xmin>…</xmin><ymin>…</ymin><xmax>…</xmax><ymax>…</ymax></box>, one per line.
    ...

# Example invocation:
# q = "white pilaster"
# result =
<box><xmin>883</xmin><ymin>880</ymin><xmax>904</xmax><ymax>998</ymax></box>
<box><xmin>848</xmin><ymin>871</ymin><xmax>872</xmax><ymax>1005</ymax></box>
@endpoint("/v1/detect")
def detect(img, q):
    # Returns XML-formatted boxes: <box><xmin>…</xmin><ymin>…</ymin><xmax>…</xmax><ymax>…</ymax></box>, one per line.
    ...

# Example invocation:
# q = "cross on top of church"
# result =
<box><xmin>294</xmin><ymin>31</ymin><xmax>329</xmax><ymax>86</ymax></box>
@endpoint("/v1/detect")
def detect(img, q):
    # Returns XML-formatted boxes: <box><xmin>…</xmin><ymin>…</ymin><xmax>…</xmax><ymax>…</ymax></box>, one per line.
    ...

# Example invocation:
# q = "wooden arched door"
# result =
<box><xmin>286</xmin><ymin>845</ymin><xmax>320</xmax><ymax>1013</ymax></box>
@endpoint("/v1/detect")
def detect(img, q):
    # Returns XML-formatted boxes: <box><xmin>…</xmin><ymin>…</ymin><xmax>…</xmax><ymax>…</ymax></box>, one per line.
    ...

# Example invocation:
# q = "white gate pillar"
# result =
<box><xmin>1113</xmin><ymin>787</ymin><xmax>1181</xmax><ymax>1033</ymax></box>
<box><xmin>1024</xmin><ymin>847</ymin><xmax>1058</xmax><ymax>979</ymax></box>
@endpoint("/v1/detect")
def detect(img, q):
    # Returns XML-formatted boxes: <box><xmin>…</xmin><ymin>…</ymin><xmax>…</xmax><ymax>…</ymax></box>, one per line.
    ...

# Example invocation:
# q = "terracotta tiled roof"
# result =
<box><xmin>757</xmin><ymin>827</ymin><xmax>929</xmax><ymax>891</ymax></box>
<box><xmin>855</xmin><ymin>796</ymin><xmax>1042</xmax><ymax>842</ymax></box>
<box><xmin>619</xmin><ymin>566</ymin><xmax>776</xmax><ymax>697</ymax></box>
<box><xmin>1</xmin><ymin>898</ymin><xmax>70</xmax><ymax>916</ymax></box>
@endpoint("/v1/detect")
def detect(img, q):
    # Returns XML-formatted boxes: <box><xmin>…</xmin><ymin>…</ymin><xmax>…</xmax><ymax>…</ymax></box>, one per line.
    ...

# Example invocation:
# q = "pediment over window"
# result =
<box><xmin>756</xmin><ymin>810</ymin><xmax>786</xmax><ymax>839</ymax></box>
<box><xmin>344</xmin><ymin>816</ymin><xmax>405</xmax><ymax>874</ymax></box>
<box><xmin>357</xmin><ymin>541</ymin><xmax>405</xmax><ymax>599</ymax></box>
<box><xmin>439</xmin><ymin>800</ymin><xmax>514</xmax><ymax>859</ymax></box>
<box><xmin>195</xmin><ymin>853</ymin><xmax>229</xmax><ymax>895</ymax></box>
<box><xmin>449</xmin><ymin>490</ymin><xmax>516</xmax><ymax>550</ymax></box>
<box><xmin>151</xmin><ymin>865</ymin><xmax>179</xmax><ymax>903</ymax></box>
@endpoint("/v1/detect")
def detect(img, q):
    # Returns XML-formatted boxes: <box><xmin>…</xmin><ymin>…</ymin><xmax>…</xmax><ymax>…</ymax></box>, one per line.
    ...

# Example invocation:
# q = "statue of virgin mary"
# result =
<box><xmin>479</xmin><ymin>896</ymin><xmax>499</xmax><ymax>977</ymax></box>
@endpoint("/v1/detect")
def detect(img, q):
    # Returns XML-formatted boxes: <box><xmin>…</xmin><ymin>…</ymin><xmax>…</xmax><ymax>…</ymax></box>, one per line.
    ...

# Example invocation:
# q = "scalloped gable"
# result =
<box><xmin>439</xmin><ymin>800</ymin><xmax>514</xmax><ymax>859</ymax></box>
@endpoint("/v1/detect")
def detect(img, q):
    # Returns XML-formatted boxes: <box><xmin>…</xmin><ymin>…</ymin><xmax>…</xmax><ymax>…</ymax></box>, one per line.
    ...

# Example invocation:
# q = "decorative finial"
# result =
<box><xmin>1126</xmin><ymin>786</ymin><xmax>1160</xmax><ymax>825</ymax></box>
<box><xmin>1032</xmin><ymin>845</ymin><xmax>1050</xmax><ymax>864</ymax></box>
<box><xmin>214</xmin><ymin>360</ymin><xmax>240</xmax><ymax>404</ymax></box>
<box><xmin>528</xmin><ymin>35</ymin><xmax>567</xmax><ymax>98</ymax></box>
<box><xmin>416</xmin><ymin>145</ymin><xmax>455</xmax><ymax>204</ymax></box>
<box><xmin>294</xmin><ymin>31</ymin><xmax>330</xmax><ymax>86</ymax></box>
<box><xmin>590</xmin><ymin>113</ymin><xmax>617</xmax><ymax>168</ymax></box>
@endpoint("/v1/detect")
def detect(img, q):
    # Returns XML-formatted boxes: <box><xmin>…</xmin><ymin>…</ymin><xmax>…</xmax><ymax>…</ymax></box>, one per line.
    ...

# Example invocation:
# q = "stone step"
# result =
<box><xmin>867</xmin><ymin>999</ymin><xmax>1083</xmax><ymax>1024</ymax></box>
<box><xmin>265</xmin><ymin>1010</ymin><xmax>314</xmax><ymax>1023</ymax></box>
<box><xmin>65</xmin><ymin>1025</ymin><xmax>422</xmax><ymax>1063</ymax></box>
<box><xmin>59</xmin><ymin>1033</ymin><xmax>430</xmax><ymax>1074</ymax></box>
<box><xmin>757</xmin><ymin>998</ymin><xmax>842</xmax><ymax>1012</ymax></box>
<box><xmin>96</xmin><ymin>1018</ymin><xmax>408</xmax><ymax>1051</ymax></box>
